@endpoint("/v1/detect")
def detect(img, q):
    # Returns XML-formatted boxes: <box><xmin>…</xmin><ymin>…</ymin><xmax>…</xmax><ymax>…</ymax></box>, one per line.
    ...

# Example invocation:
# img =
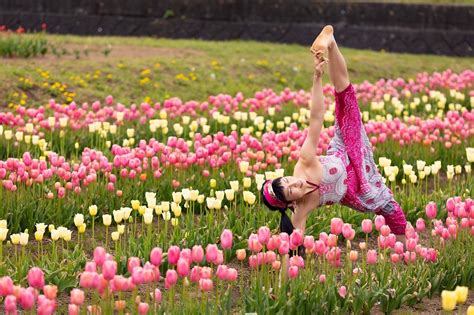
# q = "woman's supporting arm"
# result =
<box><xmin>298</xmin><ymin>60</ymin><xmax>326</xmax><ymax>165</ymax></box>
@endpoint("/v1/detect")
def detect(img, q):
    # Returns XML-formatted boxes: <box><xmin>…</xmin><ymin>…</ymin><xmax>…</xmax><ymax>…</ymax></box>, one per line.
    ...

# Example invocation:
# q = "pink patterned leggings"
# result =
<box><xmin>375</xmin><ymin>200</ymin><xmax>407</xmax><ymax>235</ymax></box>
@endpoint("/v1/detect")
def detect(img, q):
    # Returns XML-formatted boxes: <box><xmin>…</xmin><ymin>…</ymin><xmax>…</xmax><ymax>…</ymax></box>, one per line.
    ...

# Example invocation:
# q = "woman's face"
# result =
<box><xmin>280</xmin><ymin>176</ymin><xmax>306</xmax><ymax>201</ymax></box>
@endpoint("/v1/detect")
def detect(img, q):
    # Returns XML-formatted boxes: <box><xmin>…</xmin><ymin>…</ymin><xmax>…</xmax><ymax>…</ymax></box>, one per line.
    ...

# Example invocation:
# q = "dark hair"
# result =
<box><xmin>260</xmin><ymin>177</ymin><xmax>295</xmax><ymax>235</ymax></box>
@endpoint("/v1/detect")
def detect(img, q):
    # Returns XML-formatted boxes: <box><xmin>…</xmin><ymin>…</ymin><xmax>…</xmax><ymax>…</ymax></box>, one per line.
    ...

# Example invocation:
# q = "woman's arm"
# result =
<box><xmin>298</xmin><ymin>59</ymin><xmax>327</xmax><ymax>165</ymax></box>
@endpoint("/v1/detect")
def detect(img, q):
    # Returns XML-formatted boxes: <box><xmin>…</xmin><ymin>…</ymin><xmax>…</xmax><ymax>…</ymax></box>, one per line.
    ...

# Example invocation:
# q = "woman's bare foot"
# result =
<box><xmin>310</xmin><ymin>25</ymin><xmax>335</xmax><ymax>60</ymax></box>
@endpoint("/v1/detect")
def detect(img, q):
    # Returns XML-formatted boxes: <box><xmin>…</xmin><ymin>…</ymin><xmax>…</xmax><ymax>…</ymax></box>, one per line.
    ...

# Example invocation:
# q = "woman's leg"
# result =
<box><xmin>327</xmin><ymin>39</ymin><xmax>351</xmax><ymax>93</ymax></box>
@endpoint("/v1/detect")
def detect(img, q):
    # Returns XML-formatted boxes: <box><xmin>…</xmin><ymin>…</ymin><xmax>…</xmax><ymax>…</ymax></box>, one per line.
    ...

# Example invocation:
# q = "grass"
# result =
<box><xmin>1</xmin><ymin>34</ymin><xmax>473</xmax><ymax>107</ymax></box>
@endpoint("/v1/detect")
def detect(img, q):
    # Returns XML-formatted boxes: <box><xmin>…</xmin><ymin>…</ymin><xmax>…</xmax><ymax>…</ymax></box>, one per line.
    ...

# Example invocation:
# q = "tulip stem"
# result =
<box><xmin>105</xmin><ymin>226</ymin><xmax>109</xmax><ymax>249</ymax></box>
<box><xmin>92</xmin><ymin>216</ymin><xmax>95</xmax><ymax>247</ymax></box>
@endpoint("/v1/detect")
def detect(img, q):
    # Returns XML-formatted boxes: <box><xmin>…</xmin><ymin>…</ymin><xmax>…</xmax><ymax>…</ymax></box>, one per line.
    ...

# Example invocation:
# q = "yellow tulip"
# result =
<box><xmin>172</xmin><ymin>192</ymin><xmax>182</xmax><ymax>204</ymax></box>
<box><xmin>143</xmin><ymin>213</ymin><xmax>153</xmax><ymax>225</ymax></box>
<box><xmin>225</xmin><ymin>189</ymin><xmax>235</xmax><ymax>201</ymax></box>
<box><xmin>138</xmin><ymin>206</ymin><xmax>146</xmax><ymax>215</ymax></box>
<box><xmin>74</xmin><ymin>214</ymin><xmax>84</xmax><ymax>227</ymax></box>
<box><xmin>171</xmin><ymin>218</ymin><xmax>179</xmax><ymax>226</ymax></box>
<box><xmin>0</xmin><ymin>228</ymin><xmax>8</xmax><ymax>241</ymax></box>
<box><xmin>454</xmin><ymin>286</ymin><xmax>468</xmax><ymax>304</ymax></box>
<box><xmin>229</xmin><ymin>180</ymin><xmax>239</xmax><ymax>191</ymax></box>
<box><xmin>215</xmin><ymin>191</ymin><xmax>224</xmax><ymax>201</ymax></box>
<box><xmin>155</xmin><ymin>205</ymin><xmax>163</xmax><ymax>215</ymax></box>
<box><xmin>111</xmin><ymin>232</ymin><xmax>120</xmax><ymax>241</ymax></box>
<box><xmin>103</xmin><ymin>215</ymin><xmax>112</xmax><ymax>226</ymax></box>
<box><xmin>467</xmin><ymin>305</ymin><xmax>474</xmax><ymax>315</ymax></box>
<box><xmin>441</xmin><ymin>290</ymin><xmax>457</xmax><ymax>311</ymax></box>
<box><xmin>243</xmin><ymin>177</ymin><xmax>251</xmax><ymax>188</ymax></box>
<box><xmin>51</xmin><ymin>230</ymin><xmax>60</xmax><ymax>241</ymax></box>
<box><xmin>0</xmin><ymin>220</ymin><xmax>7</xmax><ymax>229</ymax></box>
<box><xmin>122</xmin><ymin>207</ymin><xmax>132</xmax><ymax>220</ymax></box>
<box><xmin>131</xmin><ymin>200</ymin><xmax>140</xmax><ymax>210</ymax></box>
<box><xmin>10</xmin><ymin>233</ymin><xmax>20</xmax><ymax>245</ymax></box>
<box><xmin>113</xmin><ymin>210</ymin><xmax>124</xmax><ymax>223</ymax></box>
<box><xmin>89</xmin><ymin>205</ymin><xmax>98</xmax><ymax>216</ymax></box>
<box><xmin>197</xmin><ymin>195</ymin><xmax>205</xmax><ymax>204</ymax></box>
<box><xmin>210</xmin><ymin>179</ymin><xmax>217</xmax><ymax>188</ymax></box>
<box><xmin>19</xmin><ymin>233</ymin><xmax>28</xmax><ymax>246</ymax></box>
<box><xmin>78</xmin><ymin>223</ymin><xmax>86</xmax><ymax>234</ymax></box>
<box><xmin>117</xmin><ymin>225</ymin><xmax>125</xmax><ymax>234</ymax></box>
<box><xmin>239</xmin><ymin>161</ymin><xmax>249</xmax><ymax>173</ymax></box>
<box><xmin>162</xmin><ymin>211</ymin><xmax>171</xmax><ymax>221</ymax></box>
<box><xmin>161</xmin><ymin>201</ymin><xmax>170</xmax><ymax>212</ymax></box>
<box><xmin>34</xmin><ymin>231</ymin><xmax>44</xmax><ymax>241</ymax></box>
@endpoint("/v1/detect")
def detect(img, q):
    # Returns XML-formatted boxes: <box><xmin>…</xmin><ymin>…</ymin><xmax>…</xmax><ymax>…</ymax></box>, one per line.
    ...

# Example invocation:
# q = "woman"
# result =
<box><xmin>261</xmin><ymin>25</ymin><xmax>407</xmax><ymax>238</ymax></box>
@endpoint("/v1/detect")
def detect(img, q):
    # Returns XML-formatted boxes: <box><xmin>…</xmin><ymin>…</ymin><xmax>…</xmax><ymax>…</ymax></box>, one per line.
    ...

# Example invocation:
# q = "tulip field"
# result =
<box><xmin>0</xmin><ymin>32</ymin><xmax>474</xmax><ymax>314</ymax></box>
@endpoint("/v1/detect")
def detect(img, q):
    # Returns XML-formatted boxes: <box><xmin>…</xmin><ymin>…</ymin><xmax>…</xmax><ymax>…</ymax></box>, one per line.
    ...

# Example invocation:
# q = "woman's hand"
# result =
<box><xmin>314</xmin><ymin>58</ymin><xmax>328</xmax><ymax>79</ymax></box>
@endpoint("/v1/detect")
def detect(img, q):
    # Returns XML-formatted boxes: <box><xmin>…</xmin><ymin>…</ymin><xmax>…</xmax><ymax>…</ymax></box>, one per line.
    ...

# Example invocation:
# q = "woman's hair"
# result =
<box><xmin>260</xmin><ymin>177</ymin><xmax>295</xmax><ymax>235</ymax></box>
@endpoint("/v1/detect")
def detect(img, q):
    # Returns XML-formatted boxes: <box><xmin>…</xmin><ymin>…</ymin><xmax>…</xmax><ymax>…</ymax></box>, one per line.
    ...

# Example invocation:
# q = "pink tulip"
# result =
<box><xmin>380</xmin><ymin>225</ymin><xmax>391</xmax><ymax>237</ymax></box>
<box><xmin>102</xmin><ymin>260</ymin><xmax>117</xmax><ymax>280</ymax></box>
<box><xmin>425</xmin><ymin>202</ymin><xmax>437</xmax><ymax>219</ymax></box>
<box><xmin>70</xmin><ymin>289</ymin><xmax>84</xmax><ymax>305</ymax></box>
<box><xmin>199</xmin><ymin>279</ymin><xmax>213</xmax><ymax>291</ymax></box>
<box><xmin>154</xmin><ymin>288</ymin><xmax>162</xmax><ymax>303</ymax></box>
<box><xmin>267</xmin><ymin>236</ymin><xmax>281</xmax><ymax>251</ymax></box>
<box><xmin>205</xmin><ymin>244</ymin><xmax>219</xmax><ymax>263</ymax></box>
<box><xmin>257</xmin><ymin>226</ymin><xmax>271</xmax><ymax>245</ymax></box>
<box><xmin>85</xmin><ymin>261</ymin><xmax>97</xmax><ymax>272</ymax></box>
<box><xmin>201</xmin><ymin>267</ymin><xmax>212</xmax><ymax>279</ymax></box>
<box><xmin>138</xmin><ymin>302</ymin><xmax>149</xmax><ymax>314</ymax></box>
<box><xmin>278</xmin><ymin>241</ymin><xmax>289</xmax><ymax>255</ymax></box>
<box><xmin>165</xmin><ymin>269</ymin><xmax>178</xmax><ymax>287</ymax></box>
<box><xmin>216</xmin><ymin>265</ymin><xmax>228</xmax><ymax>280</ymax></box>
<box><xmin>236</xmin><ymin>249</ymin><xmax>246</xmax><ymax>261</ymax></box>
<box><xmin>303</xmin><ymin>235</ymin><xmax>315</xmax><ymax>250</ymax></box>
<box><xmin>93</xmin><ymin>247</ymin><xmax>106</xmax><ymax>266</ymax></box>
<box><xmin>19</xmin><ymin>288</ymin><xmax>35</xmax><ymax>310</ymax></box>
<box><xmin>327</xmin><ymin>234</ymin><xmax>338</xmax><ymax>247</ymax></box>
<box><xmin>289</xmin><ymin>255</ymin><xmax>304</xmax><ymax>268</ymax></box>
<box><xmin>79</xmin><ymin>271</ymin><xmax>99</xmax><ymax>289</ymax></box>
<box><xmin>290</xmin><ymin>229</ymin><xmax>304</xmax><ymax>248</ymax></box>
<box><xmin>226</xmin><ymin>268</ymin><xmax>238</xmax><ymax>281</ymax></box>
<box><xmin>68</xmin><ymin>304</ymin><xmax>79</xmax><ymax>315</ymax></box>
<box><xmin>375</xmin><ymin>215</ymin><xmax>385</xmax><ymax>231</ymax></box>
<box><xmin>37</xmin><ymin>297</ymin><xmax>56</xmax><ymax>315</ymax></box>
<box><xmin>415</xmin><ymin>218</ymin><xmax>426</xmax><ymax>232</ymax></box>
<box><xmin>0</xmin><ymin>277</ymin><xmax>14</xmax><ymax>296</ymax></box>
<box><xmin>167</xmin><ymin>246</ymin><xmax>181</xmax><ymax>265</ymax></box>
<box><xmin>192</xmin><ymin>245</ymin><xmax>204</xmax><ymax>263</ymax></box>
<box><xmin>330</xmin><ymin>218</ymin><xmax>343</xmax><ymax>235</ymax></box>
<box><xmin>342</xmin><ymin>224</ymin><xmax>355</xmax><ymax>240</ymax></box>
<box><xmin>150</xmin><ymin>248</ymin><xmax>163</xmax><ymax>266</ymax></box>
<box><xmin>391</xmin><ymin>253</ymin><xmax>400</xmax><ymax>263</ymax></box>
<box><xmin>264</xmin><ymin>251</ymin><xmax>277</xmax><ymax>264</ymax></box>
<box><xmin>361</xmin><ymin>219</ymin><xmax>373</xmax><ymax>234</ymax></box>
<box><xmin>394</xmin><ymin>241</ymin><xmax>404</xmax><ymax>254</ymax></box>
<box><xmin>272</xmin><ymin>260</ymin><xmax>281</xmax><ymax>270</ymax></box>
<box><xmin>367</xmin><ymin>249</ymin><xmax>377</xmax><ymax>265</ymax></box>
<box><xmin>43</xmin><ymin>285</ymin><xmax>57</xmax><ymax>300</ymax></box>
<box><xmin>314</xmin><ymin>240</ymin><xmax>327</xmax><ymax>255</ymax></box>
<box><xmin>177</xmin><ymin>258</ymin><xmax>190</xmax><ymax>277</ymax></box>
<box><xmin>131</xmin><ymin>267</ymin><xmax>144</xmax><ymax>285</ymax></box>
<box><xmin>288</xmin><ymin>266</ymin><xmax>299</xmax><ymax>279</ymax></box>
<box><xmin>446</xmin><ymin>198</ymin><xmax>456</xmax><ymax>212</ymax></box>
<box><xmin>319</xmin><ymin>274</ymin><xmax>326</xmax><ymax>283</ymax></box>
<box><xmin>5</xmin><ymin>295</ymin><xmax>17</xmax><ymax>313</ymax></box>
<box><xmin>220</xmin><ymin>229</ymin><xmax>233</xmax><ymax>250</ymax></box>
<box><xmin>190</xmin><ymin>266</ymin><xmax>202</xmax><ymax>283</ymax></box>
<box><xmin>127</xmin><ymin>257</ymin><xmax>141</xmax><ymax>274</ymax></box>
<box><xmin>27</xmin><ymin>267</ymin><xmax>45</xmax><ymax>289</ymax></box>
<box><xmin>338</xmin><ymin>286</ymin><xmax>347</xmax><ymax>298</ymax></box>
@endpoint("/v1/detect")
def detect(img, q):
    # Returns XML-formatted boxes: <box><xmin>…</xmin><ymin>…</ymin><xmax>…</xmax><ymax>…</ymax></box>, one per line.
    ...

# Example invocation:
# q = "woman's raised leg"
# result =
<box><xmin>327</xmin><ymin>36</ymin><xmax>350</xmax><ymax>93</ymax></box>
